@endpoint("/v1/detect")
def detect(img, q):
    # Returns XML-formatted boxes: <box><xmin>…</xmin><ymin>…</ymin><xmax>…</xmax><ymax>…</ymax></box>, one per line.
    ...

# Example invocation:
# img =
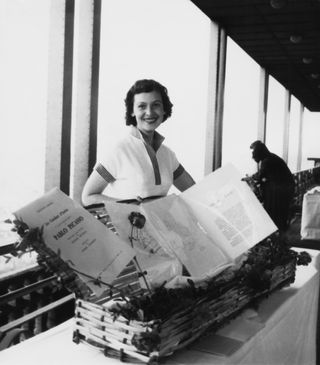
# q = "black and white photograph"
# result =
<box><xmin>1</xmin><ymin>1</ymin><xmax>320</xmax><ymax>364</ymax></box>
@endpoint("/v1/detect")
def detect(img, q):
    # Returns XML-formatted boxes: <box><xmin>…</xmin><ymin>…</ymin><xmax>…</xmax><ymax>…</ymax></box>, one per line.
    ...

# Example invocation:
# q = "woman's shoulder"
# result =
<box><xmin>100</xmin><ymin>128</ymin><xmax>142</xmax><ymax>159</ymax></box>
<box><xmin>107</xmin><ymin>128</ymin><xmax>135</xmax><ymax>148</ymax></box>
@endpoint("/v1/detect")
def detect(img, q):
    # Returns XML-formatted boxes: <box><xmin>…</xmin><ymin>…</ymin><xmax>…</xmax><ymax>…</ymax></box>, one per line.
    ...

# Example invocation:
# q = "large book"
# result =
<box><xmin>106</xmin><ymin>164</ymin><xmax>277</xmax><ymax>288</ymax></box>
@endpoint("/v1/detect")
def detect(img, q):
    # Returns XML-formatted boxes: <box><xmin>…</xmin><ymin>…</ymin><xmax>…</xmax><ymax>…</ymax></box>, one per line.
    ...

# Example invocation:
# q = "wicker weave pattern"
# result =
<box><xmin>72</xmin><ymin>259</ymin><xmax>296</xmax><ymax>364</ymax></box>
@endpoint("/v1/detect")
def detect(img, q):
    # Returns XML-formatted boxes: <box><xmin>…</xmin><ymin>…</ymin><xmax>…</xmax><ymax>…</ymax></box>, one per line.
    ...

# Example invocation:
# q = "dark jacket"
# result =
<box><xmin>251</xmin><ymin>141</ymin><xmax>294</xmax><ymax>231</ymax></box>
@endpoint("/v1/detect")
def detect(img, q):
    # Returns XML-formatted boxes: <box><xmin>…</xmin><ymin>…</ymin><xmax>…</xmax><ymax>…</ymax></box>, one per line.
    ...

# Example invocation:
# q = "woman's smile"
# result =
<box><xmin>144</xmin><ymin>117</ymin><xmax>158</xmax><ymax>123</ymax></box>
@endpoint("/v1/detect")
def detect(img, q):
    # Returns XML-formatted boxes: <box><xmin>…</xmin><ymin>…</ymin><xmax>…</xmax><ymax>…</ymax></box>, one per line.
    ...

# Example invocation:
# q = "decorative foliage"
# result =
<box><xmin>2</xmin><ymin>217</ymin><xmax>39</xmax><ymax>260</ymax></box>
<box><xmin>131</xmin><ymin>331</ymin><xmax>161</xmax><ymax>353</ymax></box>
<box><xmin>296</xmin><ymin>251</ymin><xmax>312</xmax><ymax>266</ymax></box>
<box><xmin>106</xmin><ymin>232</ymin><xmax>310</xmax><ymax>323</ymax></box>
<box><xmin>8</xmin><ymin>218</ymin><xmax>92</xmax><ymax>298</ymax></box>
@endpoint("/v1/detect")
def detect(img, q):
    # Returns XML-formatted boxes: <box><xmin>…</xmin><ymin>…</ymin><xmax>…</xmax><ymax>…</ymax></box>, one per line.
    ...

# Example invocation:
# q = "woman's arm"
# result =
<box><xmin>173</xmin><ymin>170</ymin><xmax>195</xmax><ymax>192</ymax></box>
<box><xmin>81</xmin><ymin>170</ymin><xmax>117</xmax><ymax>206</ymax></box>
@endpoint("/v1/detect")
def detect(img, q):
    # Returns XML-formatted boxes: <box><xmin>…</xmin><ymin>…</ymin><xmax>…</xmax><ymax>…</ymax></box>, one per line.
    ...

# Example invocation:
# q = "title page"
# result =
<box><xmin>14</xmin><ymin>188</ymin><xmax>135</xmax><ymax>296</ymax></box>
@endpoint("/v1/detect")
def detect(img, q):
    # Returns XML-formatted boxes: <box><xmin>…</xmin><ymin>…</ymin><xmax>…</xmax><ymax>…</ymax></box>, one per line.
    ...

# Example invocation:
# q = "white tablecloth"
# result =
<box><xmin>1</xmin><ymin>249</ymin><xmax>319</xmax><ymax>365</ymax></box>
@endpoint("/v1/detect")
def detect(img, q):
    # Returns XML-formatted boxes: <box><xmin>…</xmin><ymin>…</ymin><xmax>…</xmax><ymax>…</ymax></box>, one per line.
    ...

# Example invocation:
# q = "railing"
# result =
<box><xmin>291</xmin><ymin>166</ymin><xmax>320</xmax><ymax>214</ymax></box>
<box><xmin>0</xmin><ymin>253</ymin><xmax>75</xmax><ymax>350</ymax></box>
<box><xmin>244</xmin><ymin>166</ymin><xmax>320</xmax><ymax>217</ymax></box>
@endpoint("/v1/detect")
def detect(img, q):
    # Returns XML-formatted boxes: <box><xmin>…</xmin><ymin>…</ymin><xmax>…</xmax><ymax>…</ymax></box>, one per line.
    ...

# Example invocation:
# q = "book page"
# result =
<box><xmin>141</xmin><ymin>195</ymin><xmax>231</xmax><ymax>278</ymax></box>
<box><xmin>107</xmin><ymin>196</ymin><xmax>230</xmax><ymax>282</ymax></box>
<box><xmin>105</xmin><ymin>201</ymin><xmax>183</xmax><ymax>288</ymax></box>
<box><xmin>181</xmin><ymin>163</ymin><xmax>277</xmax><ymax>260</ymax></box>
<box><xmin>14</xmin><ymin>188</ymin><xmax>136</xmax><ymax>296</ymax></box>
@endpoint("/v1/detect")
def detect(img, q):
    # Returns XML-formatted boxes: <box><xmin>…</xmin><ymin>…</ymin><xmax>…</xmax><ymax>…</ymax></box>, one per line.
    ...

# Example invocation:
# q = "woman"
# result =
<box><xmin>81</xmin><ymin>79</ymin><xmax>195</xmax><ymax>206</ymax></box>
<box><xmin>250</xmin><ymin>140</ymin><xmax>295</xmax><ymax>232</ymax></box>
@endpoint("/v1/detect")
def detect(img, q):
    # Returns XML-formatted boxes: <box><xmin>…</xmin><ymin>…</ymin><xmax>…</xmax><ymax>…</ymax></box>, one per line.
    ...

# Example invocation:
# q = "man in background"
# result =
<box><xmin>250</xmin><ymin>140</ymin><xmax>295</xmax><ymax>232</ymax></box>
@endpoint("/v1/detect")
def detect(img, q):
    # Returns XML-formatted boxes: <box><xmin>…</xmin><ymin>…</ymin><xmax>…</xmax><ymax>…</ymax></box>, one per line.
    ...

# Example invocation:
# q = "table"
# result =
<box><xmin>1</xmin><ymin>249</ymin><xmax>319</xmax><ymax>365</ymax></box>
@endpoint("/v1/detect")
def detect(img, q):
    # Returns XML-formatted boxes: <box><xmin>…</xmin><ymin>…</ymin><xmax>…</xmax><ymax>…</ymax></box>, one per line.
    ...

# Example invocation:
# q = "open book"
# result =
<box><xmin>107</xmin><ymin>163</ymin><xmax>277</xmax><ymax>287</ymax></box>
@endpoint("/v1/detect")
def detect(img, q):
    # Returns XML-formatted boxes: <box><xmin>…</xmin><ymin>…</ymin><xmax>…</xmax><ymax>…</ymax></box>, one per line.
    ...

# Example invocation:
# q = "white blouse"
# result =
<box><xmin>95</xmin><ymin>126</ymin><xmax>184</xmax><ymax>200</ymax></box>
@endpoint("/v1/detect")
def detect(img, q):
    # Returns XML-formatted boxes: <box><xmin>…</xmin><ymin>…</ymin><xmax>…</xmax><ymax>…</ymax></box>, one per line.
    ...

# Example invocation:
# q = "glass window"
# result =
<box><xmin>98</xmin><ymin>0</ymin><xmax>212</xmax><ymax>184</ymax></box>
<box><xmin>301</xmin><ymin>110</ymin><xmax>320</xmax><ymax>170</ymax></box>
<box><xmin>265</xmin><ymin>76</ymin><xmax>286</xmax><ymax>157</ymax></box>
<box><xmin>0</xmin><ymin>0</ymin><xmax>50</xmax><ymax>218</ymax></box>
<box><xmin>222</xmin><ymin>38</ymin><xmax>260</xmax><ymax>176</ymax></box>
<box><xmin>287</xmin><ymin>96</ymin><xmax>301</xmax><ymax>172</ymax></box>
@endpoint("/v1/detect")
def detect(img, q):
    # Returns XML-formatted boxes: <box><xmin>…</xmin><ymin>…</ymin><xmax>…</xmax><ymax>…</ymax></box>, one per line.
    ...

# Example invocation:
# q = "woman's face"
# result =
<box><xmin>132</xmin><ymin>91</ymin><xmax>165</xmax><ymax>135</ymax></box>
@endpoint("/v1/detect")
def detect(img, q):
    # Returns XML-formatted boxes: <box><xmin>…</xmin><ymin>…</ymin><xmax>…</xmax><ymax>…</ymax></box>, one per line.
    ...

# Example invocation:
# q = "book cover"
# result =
<box><xmin>14</xmin><ymin>188</ymin><xmax>136</xmax><ymax>296</ymax></box>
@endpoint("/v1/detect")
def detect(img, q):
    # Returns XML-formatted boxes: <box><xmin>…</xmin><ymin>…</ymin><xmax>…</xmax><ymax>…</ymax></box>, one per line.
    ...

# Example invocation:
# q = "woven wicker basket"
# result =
<box><xmin>20</xmin><ymin>204</ymin><xmax>306</xmax><ymax>364</ymax></box>
<box><xmin>63</xmin><ymin>204</ymin><xmax>303</xmax><ymax>364</ymax></box>
<box><xmin>71</xmin><ymin>253</ymin><xmax>296</xmax><ymax>364</ymax></box>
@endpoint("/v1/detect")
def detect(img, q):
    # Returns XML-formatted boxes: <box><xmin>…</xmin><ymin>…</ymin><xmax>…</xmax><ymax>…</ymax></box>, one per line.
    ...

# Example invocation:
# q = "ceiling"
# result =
<box><xmin>190</xmin><ymin>0</ymin><xmax>320</xmax><ymax>111</ymax></box>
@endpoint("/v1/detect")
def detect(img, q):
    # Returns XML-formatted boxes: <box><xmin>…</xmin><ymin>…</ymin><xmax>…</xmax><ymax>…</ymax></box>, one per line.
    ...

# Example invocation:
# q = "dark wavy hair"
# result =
<box><xmin>125</xmin><ymin>79</ymin><xmax>173</xmax><ymax>126</ymax></box>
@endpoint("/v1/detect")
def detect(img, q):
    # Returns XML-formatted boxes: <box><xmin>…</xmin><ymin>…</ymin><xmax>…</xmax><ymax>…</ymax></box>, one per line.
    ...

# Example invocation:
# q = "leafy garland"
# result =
<box><xmin>6</xmin><ymin>218</ymin><xmax>93</xmax><ymax>298</ymax></box>
<box><xmin>106</xmin><ymin>232</ymin><xmax>311</xmax><ymax>323</ymax></box>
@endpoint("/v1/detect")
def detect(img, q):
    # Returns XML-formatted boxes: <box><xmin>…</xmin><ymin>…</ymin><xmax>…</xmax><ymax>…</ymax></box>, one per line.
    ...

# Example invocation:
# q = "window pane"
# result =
<box><xmin>0</xmin><ymin>0</ymin><xmax>50</xmax><ymax>218</ymax></box>
<box><xmin>222</xmin><ymin>38</ymin><xmax>260</xmax><ymax>176</ymax></box>
<box><xmin>98</xmin><ymin>0</ymin><xmax>211</xmax><ymax>183</ymax></box>
<box><xmin>287</xmin><ymin>96</ymin><xmax>301</xmax><ymax>172</ymax></box>
<box><xmin>265</xmin><ymin>76</ymin><xmax>286</xmax><ymax>157</ymax></box>
<box><xmin>301</xmin><ymin>110</ymin><xmax>320</xmax><ymax>170</ymax></box>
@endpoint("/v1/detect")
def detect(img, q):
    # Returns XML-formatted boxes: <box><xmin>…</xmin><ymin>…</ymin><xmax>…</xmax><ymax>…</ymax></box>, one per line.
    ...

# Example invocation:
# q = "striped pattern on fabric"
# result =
<box><xmin>95</xmin><ymin>163</ymin><xmax>116</xmax><ymax>183</ymax></box>
<box><xmin>173</xmin><ymin>164</ymin><xmax>185</xmax><ymax>180</ymax></box>
<box><xmin>143</xmin><ymin>144</ymin><xmax>161</xmax><ymax>185</ymax></box>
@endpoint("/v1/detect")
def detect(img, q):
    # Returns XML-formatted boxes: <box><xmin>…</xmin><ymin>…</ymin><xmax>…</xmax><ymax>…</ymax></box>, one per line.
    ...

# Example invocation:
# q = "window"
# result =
<box><xmin>301</xmin><ymin>110</ymin><xmax>320</xmax><ymax>170</ymax></box>
<box><xmin>222</xmin><ymin>38</ymin><xmax>260</xmax><ymax>176</ymax></box>
<box><xmin>97</xmin><ymin>0</ymin><xmax>212</xmax><ymax>183</ymax></box>
<box><xmin>287</xmin><ymin>96</ymin><xmax>301</xmax><ymax>172</ymax></box>
<box><xmin>265</xmin><ymin>76</ymin><xmax>286</xmax><ymax>157</ymax></box>
<box><xmin>0</xmin><ymin>0</ymin><xmax>50</xmax><ymax>218</ymax></box>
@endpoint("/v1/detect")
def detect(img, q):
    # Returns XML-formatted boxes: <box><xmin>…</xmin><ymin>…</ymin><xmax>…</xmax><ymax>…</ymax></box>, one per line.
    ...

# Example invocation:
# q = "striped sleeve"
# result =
<box><xmin>95</xmin><ymin>163</ymin><xmax>116</xmax><ymax>183</ymax></box>
<box><xmin>173</xmin><ymin>163</ymin><xmax>185</xmax><ymax>180</ymax></box>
